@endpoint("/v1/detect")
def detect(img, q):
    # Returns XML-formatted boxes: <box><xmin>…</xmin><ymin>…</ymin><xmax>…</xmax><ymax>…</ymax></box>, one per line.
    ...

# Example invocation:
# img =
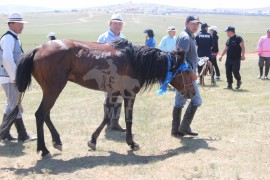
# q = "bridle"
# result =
<box><xmin>156</xmin><ymin>52</ymin><xmax>194</xmax><ymax>96</ymax></box>
<box><xmin>174</xmin><ymin>71</ymin><xmax>194</xmax><ymax>96</ymax></box>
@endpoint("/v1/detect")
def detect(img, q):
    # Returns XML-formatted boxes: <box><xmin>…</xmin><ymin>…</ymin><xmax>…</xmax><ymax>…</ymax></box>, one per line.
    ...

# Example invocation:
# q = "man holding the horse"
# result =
<box><xmin>0</xmin><ymin>13</ymin><xmax>35</xmax><ymax>141</ymax></box>
<box><xmin>97</xmin><ymin>13</ymin><xmax>126</xmax><ymax>132</ymax></box>
<box><xmin>171</xmin><ymin>15</ymin><xmax>202</xmax><ymax>137</ymax></box>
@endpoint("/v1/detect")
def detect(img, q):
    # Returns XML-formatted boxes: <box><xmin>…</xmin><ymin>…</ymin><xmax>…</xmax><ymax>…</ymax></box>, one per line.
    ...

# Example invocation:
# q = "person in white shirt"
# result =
<box><xmin>158</xmin><ymin>26</ymin><xmax>177</xmax><ymax>52</ymax></box>
<box><xmin>0</xmin><ymin>12</ymin><xmax>36</xmax><ymax>142</ymax></box>
<box><xmin>97</xmin><ymin>14</ymin><xmax>126</xmax><ymax>132</ymax></box>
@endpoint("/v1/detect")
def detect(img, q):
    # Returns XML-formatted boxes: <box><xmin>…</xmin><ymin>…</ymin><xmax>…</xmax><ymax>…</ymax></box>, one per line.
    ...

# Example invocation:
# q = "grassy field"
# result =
<box><xmin>0</xmin><ymin>12</ymin><xmax>270</xmax><ymax>179</ymax></box>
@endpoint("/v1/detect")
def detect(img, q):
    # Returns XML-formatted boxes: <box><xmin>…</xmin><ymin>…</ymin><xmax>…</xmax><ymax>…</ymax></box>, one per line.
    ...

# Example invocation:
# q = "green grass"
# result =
<box><xmin>0</xmin><ymin>12</ymin><xmax>270</xmax><ymax>179</ymax></box>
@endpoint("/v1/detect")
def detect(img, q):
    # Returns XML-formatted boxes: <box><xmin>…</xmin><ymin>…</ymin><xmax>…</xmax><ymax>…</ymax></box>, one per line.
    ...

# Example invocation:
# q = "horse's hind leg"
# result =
<box><xmin>36</xmin><ymin>90</ymin><xmax>65</xmax><ymax>158</ymax></box>
<box><xmin>45</xmin><ymin>114</ymin><xmax>62</xmax><ymax>151</ymax></box>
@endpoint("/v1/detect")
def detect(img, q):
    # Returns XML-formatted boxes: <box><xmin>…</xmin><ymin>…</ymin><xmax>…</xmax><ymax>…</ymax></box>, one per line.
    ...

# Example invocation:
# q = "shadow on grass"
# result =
<box><xmin>0</xmin><ymin>137</ymin><xmax>217</xmax><ymax>175</ymax></box>
<box><xmin>104</xmin><ymin>128</ymin><xmax>126</xmax><ymax>142</ymax></box>
<box><xmin>223</xmin><ymin>88</ymin><xmax>250</xmax><ymax>92</ymax></box>
<box><xmin>0</xmin><ymin>141</ymin><xmax>26</xmax><ymax>157</ymax></box>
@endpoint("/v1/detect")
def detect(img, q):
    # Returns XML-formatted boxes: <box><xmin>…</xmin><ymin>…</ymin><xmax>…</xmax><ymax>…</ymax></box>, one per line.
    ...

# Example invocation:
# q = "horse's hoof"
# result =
<box><xmin>53</xmin><ymin>144</ymin><xmax>62</xmax><ymax>151</ymax></box>
<box><xmin>42</xmin><ymin>153</ymin><xmax>53</xmax><ymax>159</ymax></box>
<box><xmin>88</xmin><ymin>141</ymin><xmax>96</xmax><ymax>151</ymax></box>
<box><xmin>131</xmin><ymin>143</ymin><xmax>140</xmax><ymax>151</ymax></box>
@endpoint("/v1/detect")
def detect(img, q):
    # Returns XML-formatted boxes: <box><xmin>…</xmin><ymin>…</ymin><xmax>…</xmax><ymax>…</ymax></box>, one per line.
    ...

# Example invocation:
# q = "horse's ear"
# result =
<box><xmin>175</xmin><ymin>48</ymin><xmax>186</xmax><ymax>64</ymax></box>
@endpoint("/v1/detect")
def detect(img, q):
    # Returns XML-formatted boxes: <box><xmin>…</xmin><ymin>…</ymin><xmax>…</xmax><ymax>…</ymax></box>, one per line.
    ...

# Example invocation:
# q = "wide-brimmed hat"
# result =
<box><xmin>47</xmin><ymin>32</ymin><xmax>56</xmax><ymax>37</ymax></box>
<box><xmin>167</xmin><ymin>26</ymin><xmax>177</xmax><ymax>31</ymax></box>
<box><xmin>7</xmin><ymin>12</ymin><xmax>28</xmax><ymax>23</ymax></box>
<box><xmin>110</xmin><ymin>14</ymin><xmax>123</xmax><ymax>22</ymax></box>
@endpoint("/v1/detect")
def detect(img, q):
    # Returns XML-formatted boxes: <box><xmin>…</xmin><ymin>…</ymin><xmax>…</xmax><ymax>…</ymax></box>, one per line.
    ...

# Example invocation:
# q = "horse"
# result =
<box><xmin>0</xmin><ymin>38</ymin><xmax>195</xmax><ymax>158</ymax></box>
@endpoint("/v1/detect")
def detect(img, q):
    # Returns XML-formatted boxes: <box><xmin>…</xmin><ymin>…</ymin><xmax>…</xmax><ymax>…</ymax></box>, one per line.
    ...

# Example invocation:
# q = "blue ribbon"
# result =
<box><xmin>156</xmin><ymin>54</ymin><xmax>189</xmax><ymax>95</ymax></box>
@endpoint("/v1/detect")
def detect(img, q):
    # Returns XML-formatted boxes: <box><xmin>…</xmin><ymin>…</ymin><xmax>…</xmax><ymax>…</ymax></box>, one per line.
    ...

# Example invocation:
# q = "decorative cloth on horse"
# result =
<box><xmin>156</xmin><ymin>54</ymin><xmax>189</xmax><ymax>95</ymax></box>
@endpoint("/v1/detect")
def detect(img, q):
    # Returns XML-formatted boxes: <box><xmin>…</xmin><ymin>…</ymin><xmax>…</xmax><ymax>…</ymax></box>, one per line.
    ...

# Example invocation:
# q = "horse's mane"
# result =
<box><xmin>109</xmin><ymin>39</ymin><xmax>168</xmax><ymax>91</ymax></box>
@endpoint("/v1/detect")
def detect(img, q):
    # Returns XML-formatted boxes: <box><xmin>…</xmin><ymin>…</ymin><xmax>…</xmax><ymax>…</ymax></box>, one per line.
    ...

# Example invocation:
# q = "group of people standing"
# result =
<box><xmin>0</xmin><ymin>12</ymin><xmax>269</xmax><ymax>142</ymax></box>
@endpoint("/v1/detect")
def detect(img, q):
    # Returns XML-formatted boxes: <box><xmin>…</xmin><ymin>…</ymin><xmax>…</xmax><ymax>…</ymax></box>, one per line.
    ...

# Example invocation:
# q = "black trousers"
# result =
<box><xmin>225</xmin><ymin>59</ymin><xmax>241</xmax><ymax>84</ymax></box>
<box><xmin>211</xmin><ymin>55</ymin><xmax>220</xmax><ymax>76</ymax></box>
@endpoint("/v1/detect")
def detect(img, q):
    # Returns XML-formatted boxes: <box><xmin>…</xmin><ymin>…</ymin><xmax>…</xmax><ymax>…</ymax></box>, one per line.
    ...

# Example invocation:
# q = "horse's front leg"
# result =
<box><xmin>124</xmin><ymin>97</ymin><xmax>140</xmax><ymax>151</ymax></box>
<box><xmin>88</xmin><ymin>96</ymin><xmax>116</xmax><ymax>150</ymax></box>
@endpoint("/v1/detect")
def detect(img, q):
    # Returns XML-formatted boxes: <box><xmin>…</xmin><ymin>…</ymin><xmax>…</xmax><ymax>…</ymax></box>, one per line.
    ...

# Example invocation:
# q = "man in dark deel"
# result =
<box><xmin>219</xmin><ymin>26</ymin><xmax>246</xmax><ymax>89</ymax></box>
<box><xmin>195</xmin><ymin>23</ymin><xmax>214</xmax><ymax>84</ymax></box>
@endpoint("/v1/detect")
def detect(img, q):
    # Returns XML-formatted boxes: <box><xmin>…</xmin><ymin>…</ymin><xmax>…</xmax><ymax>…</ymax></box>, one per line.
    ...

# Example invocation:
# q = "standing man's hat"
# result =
<box><xmin>167</xmin><ymin>26</ymin><xmax>177</xmax><ymax>31</ymax></box>
<box><xmin>47</xmin><ymin>32</ymin><xmax>56</xmax><ymax>37</ymax></box>
<box><xmin>225</xmin><ymin>26</ymin><xmax>235</xmax><ymax>32</ymax></box>
<box><xmin>201</xmin><ymin>23</ymin><xmax>209</xmax><ymax>29</ymax></box>
<box><xmin>209</xmin><ymin>26</ymin><xmax>218</xmax><ymax>32</ymax></box>
<box><xmin>110</xmin><ymin>14</ymin><xmax>123</xmax><ymax>22</ymax></box>
<box><xmin>186</xmin><ymin>15</ymin><xmax>202</xmax><ymax>24</ymax></box>
<box><xmin>7</xmin><ymin>12</ymin><xmax>28</xmax><ymax>23</ymax></box>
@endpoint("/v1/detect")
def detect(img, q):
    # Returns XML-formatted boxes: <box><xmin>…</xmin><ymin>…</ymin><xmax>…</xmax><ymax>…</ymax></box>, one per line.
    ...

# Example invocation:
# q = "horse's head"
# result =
<box><xmin>169</xmin><ymin>49</ymin><xmax>195</xmax><ymax>99</ymax></box>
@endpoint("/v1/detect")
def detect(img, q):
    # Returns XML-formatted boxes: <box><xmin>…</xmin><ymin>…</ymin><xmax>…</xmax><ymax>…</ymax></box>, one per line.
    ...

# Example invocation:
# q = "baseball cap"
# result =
<box><xmin>267</xmin><ymin>28</ymin><xmax>270</xmax><ymax>32</ymax></box>
<box><xmin>186</xmin><ymin>15</ymin><xmax>202</xmax><ymax>24</ymax></box>
<box><xmin>201</xmin><ymin>23</ymin><xmax>209</xmax><ymax>29</ymax></box>
<box><xmin>167</xmin><ymin>26</ymin><xmax>177</xmax><ymax>31</ymax></box>
<box><xmin>47</xmin><ymin>32</ymin><xmax>56</xmax><ymax>37</ymax></box>
<box><xmin>111</xmin><ymin>14</ymin><xmax>123</xmax><ymax>22</ymax></box>
<box><xmin>209</xmin><ymin>25</ymin><xmax>218</xmax><ymax>32</ymax></box>
<box><xmin>225</xmin><ymin>26</ymin><xmax>235</xmax><ymax>32</ymax></box>
<box><xmin>7</xmin><ymin>12</ymin><xmax>28</xmax><ymax>23</ymax></box>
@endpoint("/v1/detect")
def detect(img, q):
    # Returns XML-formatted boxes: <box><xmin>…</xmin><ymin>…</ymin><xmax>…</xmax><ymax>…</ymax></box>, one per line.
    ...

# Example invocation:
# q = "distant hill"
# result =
<box><xmin>0</xmin><ymin>3</ymin><xmax>269</xmax><ymax>16</ymax></box>
<box><xmin>0</xmin><ymin>5</ymin><xmax>54</xmax><ymax>14</ymax></box>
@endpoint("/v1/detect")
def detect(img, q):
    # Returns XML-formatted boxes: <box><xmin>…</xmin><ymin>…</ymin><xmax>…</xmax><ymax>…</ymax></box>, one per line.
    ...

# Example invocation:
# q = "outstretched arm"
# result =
<box><xmin>218</xmin><ymin>46</ymin><xmax>228</xmax><ymax>61</ymax></box>
<box><xmin>240</xmin><ymin>41</ymin><xmax>246</xmax><ymax>61</ymax></box>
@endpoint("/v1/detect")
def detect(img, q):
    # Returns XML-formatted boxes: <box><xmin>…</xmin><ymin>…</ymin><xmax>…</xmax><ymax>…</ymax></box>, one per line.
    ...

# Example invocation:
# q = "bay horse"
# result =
<box><xmin>1</xmin><ymin>39</ymin><xmax>195</xmax><ymax>158</ymax></box>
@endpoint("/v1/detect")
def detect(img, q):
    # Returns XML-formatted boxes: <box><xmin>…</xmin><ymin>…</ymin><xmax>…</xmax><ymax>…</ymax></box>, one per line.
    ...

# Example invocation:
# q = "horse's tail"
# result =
<box><xmin>16</xmin><ymin>48</ymin><xmax>37</xmax><ymax>92</ymax></box>
<box><xmin>0</xmin><ymin>48</ymin><xmax>37</xmax><ymax>137</ymax></box>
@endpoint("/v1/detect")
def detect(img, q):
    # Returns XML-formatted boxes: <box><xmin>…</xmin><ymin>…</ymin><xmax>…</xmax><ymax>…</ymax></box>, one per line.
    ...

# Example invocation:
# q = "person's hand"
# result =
<box><xmin>219</xmin><ymin>56</ymin><xmax>223</xmax><ymax>61</ymax></box>
<box><xmin>190</xmin><ymin>72</ymin><xmax>197</xmax><ymax>81</ymax></box>
<box><xmin>241</xmin><ymin>55</ymin><xmax>245</xmax><ymax>61</ymax></box>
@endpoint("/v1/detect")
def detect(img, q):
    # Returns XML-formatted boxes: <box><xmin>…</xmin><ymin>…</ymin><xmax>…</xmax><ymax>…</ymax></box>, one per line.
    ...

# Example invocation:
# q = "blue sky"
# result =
<box><xmin>0</xmin><ymin>0</ymin><xmax>269</xmax><ymax>9</ymax></box>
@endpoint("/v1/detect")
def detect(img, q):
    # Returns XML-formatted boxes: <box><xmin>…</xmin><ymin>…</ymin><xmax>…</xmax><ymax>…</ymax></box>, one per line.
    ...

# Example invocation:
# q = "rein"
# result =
<box><xmin>156</xmin><ymin>53</ymin><xmax>188</xmax><ymax>95</ymax></box>
<box><xmin>199</xmin><ymin>60</ymin><xmax>214</xmax><ymax>91</ymax></box>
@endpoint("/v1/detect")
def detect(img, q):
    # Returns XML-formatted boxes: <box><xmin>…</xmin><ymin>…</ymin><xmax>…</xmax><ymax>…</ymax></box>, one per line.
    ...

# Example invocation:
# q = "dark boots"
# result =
<box><xmin>14</xmin><ymin>118</ymin><xmax>31</xmax><ymax>142</ymax></box>
<box><xmin>236</xmin><ymin>80</ymin><xmax>242</xmax><ymax>90</ymax></box>
<box><xmin>171</xmin><ymin>107</ymin><xmax>182</xmax><ymax>136</ymax></box>
<box><xmin>0</xmin><ymin>115</ymin><xmax>36</xmax><ymax>142</ymax></box>
<box><xmin>105</xmin><ymin>103</ymin><xmax>125</xmax><ymax>132</ymax></box>
<box><xmin>0</xmin><ymin>115</ymin><xmax>17</xmax><ymax>141</ymax></box>
<box><xmin>178</xmin><ymin>103</ymin><xmax>198</xmax><ymax>136</ymax></box>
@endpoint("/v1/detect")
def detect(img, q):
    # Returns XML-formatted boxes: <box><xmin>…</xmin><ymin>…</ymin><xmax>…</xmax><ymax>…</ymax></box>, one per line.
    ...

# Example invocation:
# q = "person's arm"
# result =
<box><xmin>240</xmin><ymin>40</ymin><xmax>246</xmax><ymax>61</ymax></box>
<box><xmin>218</xmin><ymin>46</ymin><xmax>228</xmax><ymax>61</ymax></box>
<box><xmin>257</xmin><ymin>36</ymin><xmax>263</xmax><ymax>57</ymax></box>
<box><xmin>1</xmin><ymin>35</ymin><xmax>17</xmax><ymax>82</ymax></box>
<box><xmin>158</xmin><ymin>37</ymin><xmax>165</xmax><ymax>50</ymax></box>
<box><xmin>176</xmin><ymin>35</ymin><xmax>195</xmax><ymax>73</ymax></box>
